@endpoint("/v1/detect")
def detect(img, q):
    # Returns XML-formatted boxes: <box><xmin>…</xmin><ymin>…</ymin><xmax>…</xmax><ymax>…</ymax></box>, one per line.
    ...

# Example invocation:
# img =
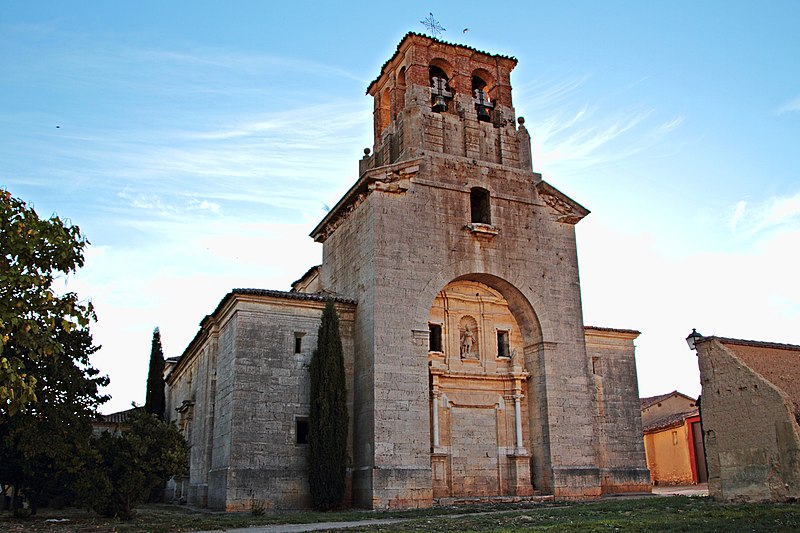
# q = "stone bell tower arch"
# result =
<box><xmin>310</xmin><ymin>32</ymin><xmax>646</xmax><ymax>508</ymax></box>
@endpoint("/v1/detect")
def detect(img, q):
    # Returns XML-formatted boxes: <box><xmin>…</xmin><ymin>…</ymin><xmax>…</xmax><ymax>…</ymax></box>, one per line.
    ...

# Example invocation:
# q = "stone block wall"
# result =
<box><xmin>209</xmin><ymin>312</ymin><xmax>236</xmax><ymax>509</ymax></box>
<box><xmin>166</xmin><ymin>318</ymin><xmax>227</xmax><ymax>508</ymax></box>
<box><xmin>318</xmin><ymin>149</ymin><xmax>604</xmax><ymax>505</ymax></box>
<box><xmin>585</xmin><ymin>327</ymin><xmax>651</xmax><ymax>493</ymax></box>
<box><xmin>167</xmin><ymin>292</ymin><xmax>356</xmax><ymax>510</ymax></box>
<box><xmin>225</xmin><ymin>298</ymin><xmax>355</xmax><ymax>510</ymax></box>
<box><xmin>319</xmin><ymin>196</ymin><xmax>377</xmax><ymax>507</ymax></box>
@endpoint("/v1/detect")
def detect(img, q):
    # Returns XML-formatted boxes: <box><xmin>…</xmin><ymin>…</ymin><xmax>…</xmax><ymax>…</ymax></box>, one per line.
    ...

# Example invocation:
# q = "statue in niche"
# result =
<box><xmin>460</xmin><ymin>325</ymin><xmax>476</xmax><ymax>359</ymax></box>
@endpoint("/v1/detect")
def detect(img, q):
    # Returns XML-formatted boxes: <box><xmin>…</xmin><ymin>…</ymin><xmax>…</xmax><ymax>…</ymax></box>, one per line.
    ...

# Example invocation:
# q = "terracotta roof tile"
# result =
<box><xmin>643</xmin><ymin>409</ymin><xmax>699</xmax><ymax>433</ymax></box>
<box><xmin>699</xmin><ymin>336</ymin><xmax>800</xmax><ymax>351</ymax></box>
<box><xmin>640</xmin><ymin>391</ymin><xmax>678</xmax><ymax>410</ymax></box>
<box><xmin>168</xmin><ymin>288</ymin><xmax>357</xmax><ymax>382</ymax></box>
<box><xmin>206</xmin><ymin>288</ymin><xmax>357</xmax><ymax>321</ymax></box>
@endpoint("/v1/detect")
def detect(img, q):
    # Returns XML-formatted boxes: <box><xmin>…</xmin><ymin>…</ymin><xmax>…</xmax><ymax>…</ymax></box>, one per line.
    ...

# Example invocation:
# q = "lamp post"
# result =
<box><xmin>686</xmin><ymin>328</ymin><xmax>703</xmax><ymax>351</ymax></box>
<box><xmin>685</xmin><ymin>327</ymin><xmax>709</xmax><ymax>483</ymax></box>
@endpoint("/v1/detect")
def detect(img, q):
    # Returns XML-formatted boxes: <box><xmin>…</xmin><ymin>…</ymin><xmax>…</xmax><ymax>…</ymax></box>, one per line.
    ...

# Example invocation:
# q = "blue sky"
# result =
<box><xmin>2</xmin><ymin>1</ymin><xmax>798</xmax><ymax>413</ymax></box>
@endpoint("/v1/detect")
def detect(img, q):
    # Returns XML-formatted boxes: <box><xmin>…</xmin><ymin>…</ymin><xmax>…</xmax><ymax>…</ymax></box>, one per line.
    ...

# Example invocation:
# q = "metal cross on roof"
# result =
<box><xmin>420</xmin><ymin>13</ymin><xmax>446</xmax><ymax>38</ymax></box>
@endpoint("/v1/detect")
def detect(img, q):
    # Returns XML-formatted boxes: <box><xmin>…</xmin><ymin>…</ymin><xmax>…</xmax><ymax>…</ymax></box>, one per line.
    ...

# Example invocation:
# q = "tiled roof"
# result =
<box><xmin>703</xmin><ymin>335</ymin><xmax>800</xmax><ymax>413</ymax></box>
<box><xmin>640</xmin><ymin>392</ymin><xmax>676</xmax><ymax>410</ymax></box>
<box><xmin>639</xmin><ymin>390</ymin><xmax>699</xmax><ymax>411</ymax></box>
<box><xmin>699</xmin><ymin>336</ymin><xmax>800</xmax><ymax>351</ymax></box>
<box><xmin>100</xmin><ymin>406</ymin><xmax>143</xmax><ymax>424</ymax></box>
<box><xmin>209</xmin><ymin>288</ymin><xmax>357</xmax><ymax>318</ymax></box>
<box><xmin>168</xmin><ymin>288</ymin><xmax>357</xmax><ymax>382</ymax></box>
<box><xmin>367</xmin><ymin>31</ymin><xmax>517</xmax><ymax>94</ymax></box>
<box><xmin>585</xmin><ymin>325</ymin><xmax>641</xmax><ymax>335</ymax></box>
<box><xmin>643</xmin><ymin>409</ymin><xmax>699</xmax><ymax>433</ymax></box>
<box><xmin>290</xmin><ymin>265</ymin><xmax>321</xmax><ymax>292</ymax></box>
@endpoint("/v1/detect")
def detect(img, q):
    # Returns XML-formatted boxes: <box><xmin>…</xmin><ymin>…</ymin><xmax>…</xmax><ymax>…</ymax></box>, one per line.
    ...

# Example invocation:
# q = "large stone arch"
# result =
<box><xmin>418</xmin><ymin>267</ymin><xmax>553</xmax><ymax>497</ymax></box>
<box><xmin>415</xmin><ymin>262</ymin><xmax>550</xmax><ymax>346</ymax></box>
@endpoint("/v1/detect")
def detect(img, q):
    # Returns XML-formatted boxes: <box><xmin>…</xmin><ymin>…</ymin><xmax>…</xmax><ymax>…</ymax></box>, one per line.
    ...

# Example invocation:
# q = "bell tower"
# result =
<box><xmin>363</xmin><ymin>32</ymin><xmax>532</xmax><ymax>173</ymax></box>
<box><xmin>311</xmin><ymin>32</ymin><xmax>650</xmax><ymax>509</ymax></box>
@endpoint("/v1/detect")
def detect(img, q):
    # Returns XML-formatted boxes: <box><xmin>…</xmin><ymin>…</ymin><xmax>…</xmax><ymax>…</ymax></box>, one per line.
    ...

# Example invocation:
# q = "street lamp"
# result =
<box><xmin>686</xmin><ymin>328</ymin><xmax>703</xmax><ymax>351</ymax></box>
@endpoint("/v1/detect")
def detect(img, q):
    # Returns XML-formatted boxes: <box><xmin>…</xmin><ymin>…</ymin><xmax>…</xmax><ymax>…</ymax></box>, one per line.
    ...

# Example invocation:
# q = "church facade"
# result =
<box><xmin>165</xmin><ymin>33</ymin><xmax>650</xmax><ymax>510</ymax></box>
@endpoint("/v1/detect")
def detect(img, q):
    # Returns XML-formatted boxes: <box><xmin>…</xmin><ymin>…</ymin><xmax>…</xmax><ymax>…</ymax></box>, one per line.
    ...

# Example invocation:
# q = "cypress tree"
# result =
<box><xmin>308</xmin><ymin>300</ymin><xmax>348</xmax><ymax>510</ymax></box>
<box><xmin>144</xmin><ymin>327</ymin><xmax>166</xmax><ymax>420</ymax></box>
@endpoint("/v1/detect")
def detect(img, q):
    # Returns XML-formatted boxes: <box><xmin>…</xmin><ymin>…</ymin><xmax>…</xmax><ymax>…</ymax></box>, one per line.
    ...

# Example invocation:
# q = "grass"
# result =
<box><xmin>1</xmin><ymin>496</ymin><xmax>799</xmax><ymax>532</ymax></box>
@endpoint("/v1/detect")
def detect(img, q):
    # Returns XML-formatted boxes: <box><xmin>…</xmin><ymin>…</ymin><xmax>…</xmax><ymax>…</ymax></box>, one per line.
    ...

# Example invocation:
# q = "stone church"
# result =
<box><xmin>165</xmin><ymin>32</ymin><xmax>651</xmax><ymax>510</ymax></box>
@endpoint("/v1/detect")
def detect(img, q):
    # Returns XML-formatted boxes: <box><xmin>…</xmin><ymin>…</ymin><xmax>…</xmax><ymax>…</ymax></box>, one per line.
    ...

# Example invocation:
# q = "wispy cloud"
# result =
<box><xmin>516</xmin><ymin>74</ymin><xmax>684</xmax><ymax>178</ymax></box>
<box><xmin>658</xmin><ymin>116</ymin><xmax>685</xmax><ymax>134</ymax></box>
<box><xmin>515</xmin><ymin>75</ymin><xmax>590</xmax><ymax>109</ymax></box>
<box><xmin>777</xmin><ymin>96</ymin><xmax>800</xmax><ymax>115</ymax></box>
<box><xmin>534</xmin><ymin>106</ymin><xmax>659</xmax><ymax>169</ymax></box>
<box><xmin>730</xmin><ymin>200</ymin><xmax>747</xmax><ymax>230</ymax></box>
<box><xmin>729</xmin><ymin>192</ymin><xmax>800</xmax><ymax>236</ymax></box>
<box><xmin>1</xmin><ymin>38</ymin><xmax>369</xmax><ymax>224</ymax></box>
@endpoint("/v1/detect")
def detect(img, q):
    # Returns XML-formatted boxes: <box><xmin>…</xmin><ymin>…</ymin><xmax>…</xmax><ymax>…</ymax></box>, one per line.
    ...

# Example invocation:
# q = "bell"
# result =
<box><xmin>432</xmin><ymin>95</ymin><xmax>448</xmax><ymax>113</ymax></box>
<box><xmin>476</xmin><ymin>104</ymin><xmax>491</xmax><ymax>122</ymax></box>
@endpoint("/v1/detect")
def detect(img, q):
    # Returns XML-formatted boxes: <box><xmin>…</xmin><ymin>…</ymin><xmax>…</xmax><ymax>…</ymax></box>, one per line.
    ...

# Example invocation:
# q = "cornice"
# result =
<box><xmin>310</xmin><ymin>158</ymin><xmax>422</xmax><ymax>243</ymax></box>
<box><xmin>535</xmin><ymin>180</ymin><xmax>590</xmax><ymax>225</ymax></box>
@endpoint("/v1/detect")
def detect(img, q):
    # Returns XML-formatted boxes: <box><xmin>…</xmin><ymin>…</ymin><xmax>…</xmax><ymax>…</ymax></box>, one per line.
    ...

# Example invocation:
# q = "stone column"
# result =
<box><xmin>513</xmin><ymin>392</ymin><xmax>524</xmax><ymax>453</ymax></box>
<box><xmin>432</xmin><ymin>388</ymin><xmax>441</xmax><ymax>448</ymax></box>
<box><xmin>507</xmin><ymin>378</ymin><xmax>533</xmax><ymax>496</ymax></box>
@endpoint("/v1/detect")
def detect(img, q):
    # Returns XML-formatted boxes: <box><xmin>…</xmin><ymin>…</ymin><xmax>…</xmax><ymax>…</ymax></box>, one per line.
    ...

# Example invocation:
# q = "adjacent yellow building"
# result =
<box><xmin>641</xmin><ymin>391</ymin><xmax>707</xmax><ymax>485</ymax></box>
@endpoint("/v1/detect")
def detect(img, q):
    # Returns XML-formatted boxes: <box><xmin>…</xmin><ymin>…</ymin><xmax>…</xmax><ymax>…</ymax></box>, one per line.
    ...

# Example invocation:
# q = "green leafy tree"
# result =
<box><xmin>1</xmin><ymin>189</ymin><xmax>93</xmax><ymax>415</ymax></box>
<box><xmin>308</xmin><ymin>300</ymin><xmax>348</xmax><ymax>510</ymax></box>
<box><xmin>0</xmin><ymin>326</ymin><xmax>109</xmax><ymax>513</ymax></box>
<box><xmin>85</xmin><ymin>411</ymin><xmax>188</xmax><ymax>520</ymax></box>
<box><xmin>144</xmin><ymin>327</ymin><xmax>165</xmax><ymax>419</ymax></box>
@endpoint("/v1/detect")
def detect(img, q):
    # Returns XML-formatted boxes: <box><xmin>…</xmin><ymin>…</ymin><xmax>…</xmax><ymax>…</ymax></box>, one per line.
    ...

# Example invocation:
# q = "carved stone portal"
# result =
<box><xmin>428</xmin><ymin>280</ymin><xmax>532</xmax><ymax>498</ymax></box>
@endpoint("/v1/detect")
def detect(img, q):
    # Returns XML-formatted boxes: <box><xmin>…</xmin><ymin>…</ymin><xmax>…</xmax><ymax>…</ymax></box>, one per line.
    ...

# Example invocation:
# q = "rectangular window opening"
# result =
<box><xmin>296</xmin><ymin>418</ymin><xmax>309</xmax><ymax>445</ymax></box>
<box><xmin>294</xmin><ymin>332</ymin><xmax>305</xmax><ymax>354</ymax></box>
<box><xmin>497</xmin><ymin>330</ymin><xmax>510</xmax><ymax>358</ymax></box>
<box><xmin>470</xmin><ymin>187</ymin><xmax>491</xmax><ymax>224</ymax></box>
<box><xmin>429</xmin><ymin>324</ymin><xmax>442</xmax><ymax>352</ymax></box>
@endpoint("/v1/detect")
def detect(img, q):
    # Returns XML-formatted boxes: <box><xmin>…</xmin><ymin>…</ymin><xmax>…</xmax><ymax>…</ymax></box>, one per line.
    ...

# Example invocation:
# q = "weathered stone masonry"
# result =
<box><xmin>166</xmin><ymin>32</ymin><xmax>650</xmax><ymax>510</ymax></box>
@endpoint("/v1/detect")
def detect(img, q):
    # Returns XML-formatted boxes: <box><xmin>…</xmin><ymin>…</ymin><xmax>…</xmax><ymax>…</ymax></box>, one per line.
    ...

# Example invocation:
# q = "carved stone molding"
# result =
<box><xmin>312</xmin><ymin>161</ymin><xmax>420</xmax><ymax>242</ymax></box>
<box><xmin>535</xmin><ymin>180</ymin><xmax>589</xmax><ymax>225</ymax></box>
<box><xmin>368</xmin><ymin>174</ymin><xmax>410</xmax><ymax>193</ymax></box>
<box><xmin>464</xmin><ymin>223</ymin><xmax>499</xmax><ymax>237</ymax></box>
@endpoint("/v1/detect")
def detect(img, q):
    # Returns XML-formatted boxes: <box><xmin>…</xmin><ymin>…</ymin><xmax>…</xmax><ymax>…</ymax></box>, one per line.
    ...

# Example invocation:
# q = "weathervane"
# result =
<box><xmin>420</xmin><ymin>13</ymin><xmax>446</xmax><ymax>38</ymax></box>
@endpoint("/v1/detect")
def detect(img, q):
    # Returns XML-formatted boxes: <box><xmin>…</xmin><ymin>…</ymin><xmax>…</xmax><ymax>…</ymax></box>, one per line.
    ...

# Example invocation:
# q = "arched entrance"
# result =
<box><xmin>427</xmin><ymin>279</ymin><xmax>534</xmax><ymax>498</ymax></box>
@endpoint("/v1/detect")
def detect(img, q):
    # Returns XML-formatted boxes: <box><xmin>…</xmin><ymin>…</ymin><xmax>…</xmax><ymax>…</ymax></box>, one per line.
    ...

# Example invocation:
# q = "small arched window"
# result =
<box><xmin>378</xmin><ymin>87</ymin><xmax>391</xmax><ymax>134</ymax></box>
<box><xmin>394</xmin><ymin>67</ymin><xmax>407</xmax><ymax>120</ymax></box>
<box><xmin>429</xmin><ymin>65</ymin><xmax>452</xmax><ymax>113</ymax></box>
<box><xmin>472</xmin><ymin>75</ymin><xmax>488</xmax><ymax>98</ymax></box>
<box><xmin>470</xmin><ymin>187</ymin><xmax>491</xmax><ymax>224</ymax></box>
<box><xmin>472</xmin><ymin>74</ymin><xmax>493</xmax><ymax>122</ymax></box>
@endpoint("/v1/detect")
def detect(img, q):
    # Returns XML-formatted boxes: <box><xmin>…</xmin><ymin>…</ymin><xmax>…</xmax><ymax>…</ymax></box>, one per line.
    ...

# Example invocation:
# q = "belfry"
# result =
<box><xmin>166</xmin><ymin>32</ymin><xmax>651</xmax><ymax>510</ymax></box>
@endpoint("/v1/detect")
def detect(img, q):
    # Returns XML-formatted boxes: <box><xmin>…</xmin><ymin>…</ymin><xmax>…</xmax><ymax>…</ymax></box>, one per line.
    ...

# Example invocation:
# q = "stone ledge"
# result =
<box><xmin>464</xmin><ymin>223</ymin><xmax>500</xmax><ymax>236</ymax></box>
